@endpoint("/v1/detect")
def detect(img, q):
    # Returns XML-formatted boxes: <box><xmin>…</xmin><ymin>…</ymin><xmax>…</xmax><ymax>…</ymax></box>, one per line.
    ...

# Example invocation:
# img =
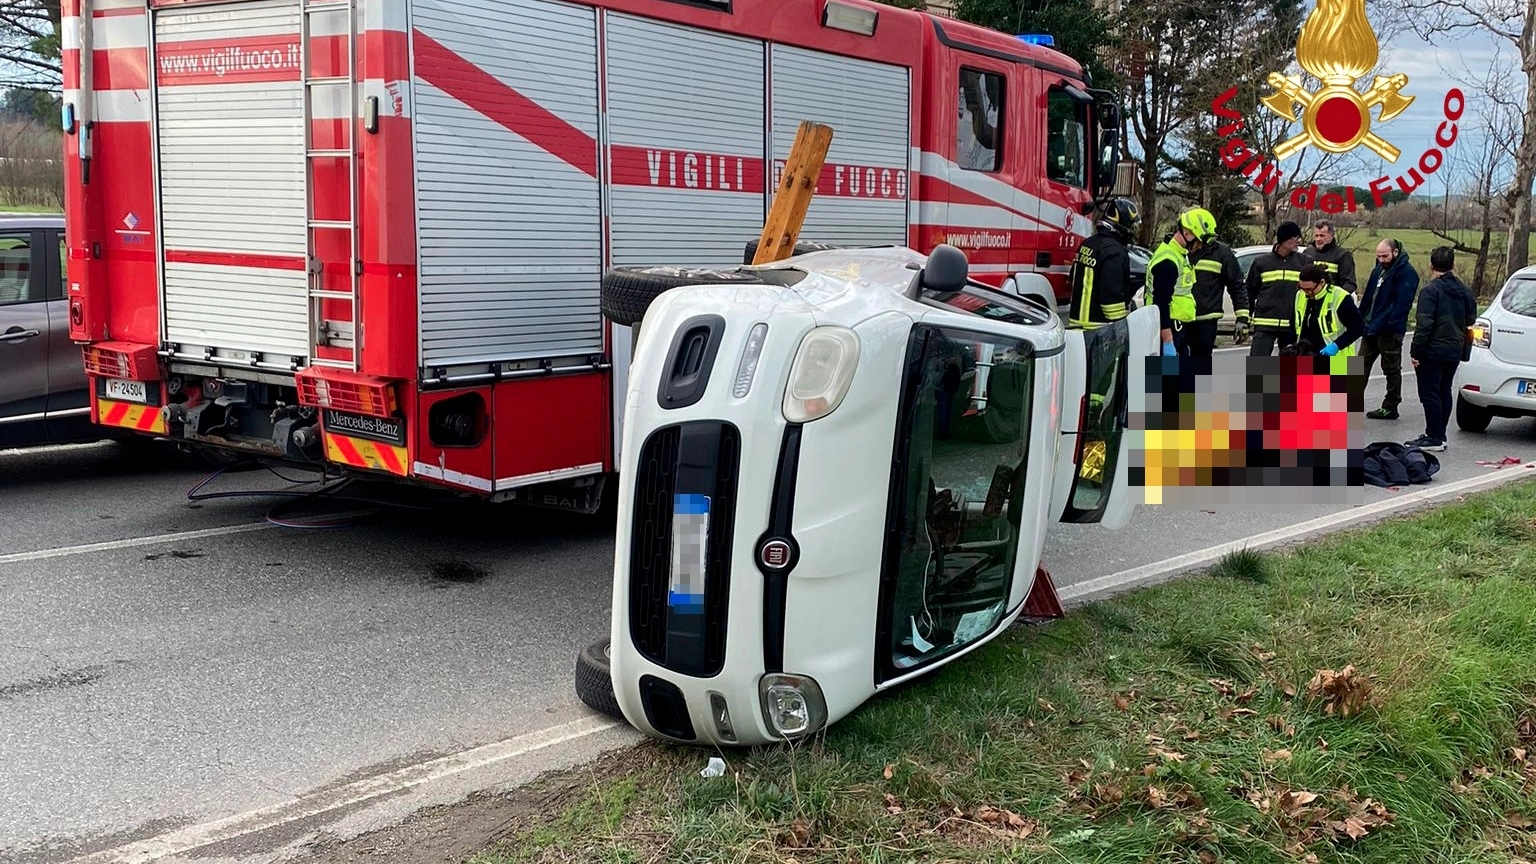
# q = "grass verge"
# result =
<box><xmin>470</xmin><ymin>478</ymin><xmax>1536</xmax><ymax>864</ymax></box>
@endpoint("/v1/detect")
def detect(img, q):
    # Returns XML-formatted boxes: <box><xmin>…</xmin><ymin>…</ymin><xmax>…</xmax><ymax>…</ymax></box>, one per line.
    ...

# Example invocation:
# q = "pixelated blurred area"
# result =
<box><xmin>1128</xmin><ymin>354</ymin><xmax>1366</xmax><ymax>510</ymax></box>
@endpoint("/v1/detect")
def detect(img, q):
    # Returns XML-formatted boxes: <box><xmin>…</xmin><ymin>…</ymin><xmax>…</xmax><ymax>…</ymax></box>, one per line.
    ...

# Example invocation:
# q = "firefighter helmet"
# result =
<box><xmin>1178</xmin><ymin>207</ymin><xmax>1218</xmax><ymax>243</ymax></box>
<box><xmin>1097</xmin><ymin>197</ymin><xmax>1140</xmax><ymax>241</ymax></box>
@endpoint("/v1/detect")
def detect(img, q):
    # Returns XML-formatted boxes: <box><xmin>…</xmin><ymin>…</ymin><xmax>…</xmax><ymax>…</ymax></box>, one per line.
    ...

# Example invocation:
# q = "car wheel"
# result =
<box><xmin>1456</xmin><ymin>394</ymin><xmax>1493</xmax><ymax>433</ymax></box>
<box><xmin>574</xmin><ymin>637</ymin><xmax>626</xmax><ymax>722</ymax></box>
<box><xmin>600</xmin><ymin>266</ymin><xmax>766</xmax><ymax>327</ymax></box>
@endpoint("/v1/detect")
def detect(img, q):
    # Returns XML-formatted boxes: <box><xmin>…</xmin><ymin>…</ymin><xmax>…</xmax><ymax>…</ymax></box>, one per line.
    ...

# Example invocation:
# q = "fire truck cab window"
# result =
<box><xmin>957</xmin><ymin>68</ymin><xmax>1003</xmax><ymax>172</ymax></box>
<box><xmin>1046</xmin><ymin>87</ymin><xmax>1089</xmax><ymax>188</ymax></box>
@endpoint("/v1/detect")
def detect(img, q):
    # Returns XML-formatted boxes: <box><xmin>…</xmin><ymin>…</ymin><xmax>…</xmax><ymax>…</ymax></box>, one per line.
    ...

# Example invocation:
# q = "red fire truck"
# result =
<box><xmin>61</xmin><ymin>0</ymin><xmax>1122</xmax><ymax>507</ymax></box>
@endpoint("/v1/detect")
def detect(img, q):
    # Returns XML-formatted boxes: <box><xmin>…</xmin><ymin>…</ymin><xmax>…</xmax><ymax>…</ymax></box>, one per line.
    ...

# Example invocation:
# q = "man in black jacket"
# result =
<box><xmin>1407</xmin><ymin>246</ymin><xmax>1478</xmax><ymax>452</ymax></box>
<box><xmin>1244</xmin><ymin>221</ymin><xmax>1305</xmax><ymax>356</ymax></box>
<box><xmin>1358</xmin><ymin>237</ymin><xmax>1419</xmax><ymax>420</ymax></box>
<box><xmin>1301</xmin><ymin>220</ymin><xmax>1358</xmax><ymax>298</ymax></box>
<box><xmin>1186</xmin><ymin>234</ymin><xmax>1251</xmax><ymax>356</ymax></box>
<box><xmin>1067</xmin><ymin>197</ymin><xmax>1140</xmax><ymax>330</ymax></box>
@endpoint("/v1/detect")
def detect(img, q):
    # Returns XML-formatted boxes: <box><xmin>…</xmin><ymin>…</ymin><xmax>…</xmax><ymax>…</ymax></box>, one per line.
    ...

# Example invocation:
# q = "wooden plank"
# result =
<box><xmin>751</xmin><ymin>120</ymin><xmax>834</xmax><ymax>265</ymax></box>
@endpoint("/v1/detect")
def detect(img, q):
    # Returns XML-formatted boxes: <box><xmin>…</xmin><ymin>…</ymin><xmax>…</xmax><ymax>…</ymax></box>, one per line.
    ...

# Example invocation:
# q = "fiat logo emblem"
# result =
<box><xmin>760</xmin><ymin>539</ymin><xmax>792</xmax><ymax>570</ymax></box>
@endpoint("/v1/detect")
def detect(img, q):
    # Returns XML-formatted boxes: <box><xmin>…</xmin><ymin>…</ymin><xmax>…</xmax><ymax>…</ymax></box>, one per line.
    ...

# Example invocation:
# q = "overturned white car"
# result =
<box><xmin>575</xmin><ymin>244</ymin><xmax>1158</xmax><ymax>747</ymax></box>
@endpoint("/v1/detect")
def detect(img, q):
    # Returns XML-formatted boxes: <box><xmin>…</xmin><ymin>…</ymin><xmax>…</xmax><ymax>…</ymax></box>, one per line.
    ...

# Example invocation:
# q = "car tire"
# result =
<box><xmin>1456</xmin><ymin>394</ymin><xmax>1493</xmax><ymax>433</ymax></box>
<box><xmin>741</xmin><ymin>239</ymin><xmax>846</xmax><ymax>264</ymax></box>
<box><xmin>600</xmin><ymin>266</ymin><xmax>766</xmax><ymax>327</ymax></box>
<box><xmin>574</xmin><ymin>637</ymin><xmax>626</xmax><ymax>722</ymax></box>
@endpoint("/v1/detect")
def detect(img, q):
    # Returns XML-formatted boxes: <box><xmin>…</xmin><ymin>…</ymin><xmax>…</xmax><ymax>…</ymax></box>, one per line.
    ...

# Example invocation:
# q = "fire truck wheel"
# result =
<box><xmin>740</xmin><ymin>239</ymin><xmax>847</xmax><ymax>264</ymax></box>
<box><xmin>574</xmin><ymin>637</ymin><xmax>626</xmax><ymax>722</ymax></box>
<box><xmin>600</xmin><ymin>266</ymin><xmax>767</xmax><ymax>327</ymax></box>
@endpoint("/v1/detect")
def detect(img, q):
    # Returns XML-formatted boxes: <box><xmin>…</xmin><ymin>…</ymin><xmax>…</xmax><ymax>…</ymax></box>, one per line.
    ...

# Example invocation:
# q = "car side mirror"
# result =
<box><xmin>1095</xmin><ymin>128</ymin><xmax>1119</xmax><ymax>193</ymax></box>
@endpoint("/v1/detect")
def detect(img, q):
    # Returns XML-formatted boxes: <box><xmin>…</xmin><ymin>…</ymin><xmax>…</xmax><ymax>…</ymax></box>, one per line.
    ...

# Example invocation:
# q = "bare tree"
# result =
<box><xmin>1386</xmin><ymin>0</ymin><xmax>1535</xmax><ymax>281</ymax></box>
<box><xmin>0</xmin><ymin>0</ymin><xmax>63</xmax><ymax>92</ymax></box>
<box><xmin>1430</xmin><ymin>58</ymin><xmax>1521</xmax><ymax>295</ymax></box>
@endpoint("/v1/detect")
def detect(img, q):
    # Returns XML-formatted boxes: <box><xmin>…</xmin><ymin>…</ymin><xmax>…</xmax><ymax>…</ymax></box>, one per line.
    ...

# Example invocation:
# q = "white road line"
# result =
<box><xmin>1059</xmin><ymin>465</ymin><xmax>1535</xmax><ymax>606</ymax></box>
<box><xmin>0</xmin><ymin>523</ymin><xmax>274</xmax><ymax>566</ymax></box>
<box><xmin>64</xmin><ymin>715</ymin><xmax>626</xmax><ymax>864</ymax></box>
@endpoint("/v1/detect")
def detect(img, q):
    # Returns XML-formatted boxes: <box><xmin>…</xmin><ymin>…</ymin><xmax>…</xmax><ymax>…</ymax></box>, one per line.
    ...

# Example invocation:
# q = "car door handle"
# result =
<box><xmin>0</xmin><ymin>326</ymin><xmax>41</xmax><ymax>343</ymax></box>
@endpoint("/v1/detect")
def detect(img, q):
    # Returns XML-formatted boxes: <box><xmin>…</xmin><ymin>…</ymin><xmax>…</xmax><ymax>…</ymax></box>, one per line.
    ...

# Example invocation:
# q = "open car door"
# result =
<box><xmin>1049</xmin><ymin>305</ymin><xmax>1160</xmax><ymax>529</ymax></box>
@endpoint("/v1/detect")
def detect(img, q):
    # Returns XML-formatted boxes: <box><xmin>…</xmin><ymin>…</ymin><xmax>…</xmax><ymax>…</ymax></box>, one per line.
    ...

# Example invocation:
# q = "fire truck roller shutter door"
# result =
<box><xmin>600</xmin><ymin>266</ymin><xmax>767</xmax><ymax>328</ymax></box>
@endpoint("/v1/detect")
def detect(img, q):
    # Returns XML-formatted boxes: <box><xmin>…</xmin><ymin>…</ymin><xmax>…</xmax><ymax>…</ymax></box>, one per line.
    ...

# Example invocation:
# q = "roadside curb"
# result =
<box><xmin>1058</xmin><ymin>466</ymin><xmax>1536</xmax><ymax>609</ymax></box>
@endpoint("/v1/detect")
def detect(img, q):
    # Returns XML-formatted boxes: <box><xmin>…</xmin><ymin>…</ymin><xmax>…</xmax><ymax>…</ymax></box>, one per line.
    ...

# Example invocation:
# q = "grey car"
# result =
<box><xmin>0</xmin><ymin>213</ymin><xmax>97</xmax><ymax>449</ymax></box>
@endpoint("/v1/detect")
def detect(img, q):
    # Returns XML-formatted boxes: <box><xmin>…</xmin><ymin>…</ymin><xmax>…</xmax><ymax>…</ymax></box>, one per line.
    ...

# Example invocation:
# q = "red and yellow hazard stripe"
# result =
<box><xmin>324</xmin><ymin>431</ymin><xmax>408</xmax><ymax>476</ymax></box>
<box><xmin>98</xmin><ymin>399</ymin><xmax>166</xmax><ymax>434</ymax></box>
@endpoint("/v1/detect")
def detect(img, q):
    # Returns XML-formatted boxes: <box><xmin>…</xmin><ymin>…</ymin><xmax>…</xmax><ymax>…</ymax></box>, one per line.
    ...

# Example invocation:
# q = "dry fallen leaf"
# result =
<box><xmin>1306</xmin><ymin>666</ymin><xmax>1373</xmax><ymax>717</ymax></box>
<box><xmin>1263</xmin><ymin>749</ymin><xmax>1294</xmax><ymax>763</ymax></box>
<box><xmin>1279</xmin><ymin>789</ymin><xmax>1319</xmax><ymax>816</ymax></box>
<box><xmin>786</xmin><ymin>818</ymin><xmax>813</xmax><ymax>847</ymax></box>
<box><xmin>1198</xmin><ymin>850</ymin><xmax>1217</xmax><ymax>864</ymax></box>
<box><xmin>1145</xmin><ymin>786</ymin><xmax>1167</xmax><ymax>809</ymax></box>
<box><xmin>883</xmin><ymin>793</ymin><xmax>903</xmax><ymax>814</ymax></box>
<box><xmin>883</xmin><ymin>764</ymin><xmax>895</xmax><ymax>780</ymax></box>
<box><xmin>1236</xmin><ymin>687</ymin><xmax>1259</xmax><ymax>704</ymax></box>
<box><xmin>1251</xmin><ymin>643</ymin><xmax>1277</xmax><ymax>662</ymax></box>
<box><xmin>1037</xmin><ymin>697</ymin><xmax>1057</xmax><ymax>713</ymax></box>
<box><xmin>1208</xmin><ymin>678</ymin><xmax>1235</xmax><ymax>696</ymax></box>
<box><xmin>1514</xmin><ymin>748</ymin><xmax>1529</xmax><ymax>764</ymax></box>
<box><xmin>1150</xmin><ymin>747</ymin><xmax>1188</xmax><ymax>763</ymax></box>
<box><xmin>1114</xmin><ymin>694</ymin><xmax>1132</xmax><ymax>711</ymax></box>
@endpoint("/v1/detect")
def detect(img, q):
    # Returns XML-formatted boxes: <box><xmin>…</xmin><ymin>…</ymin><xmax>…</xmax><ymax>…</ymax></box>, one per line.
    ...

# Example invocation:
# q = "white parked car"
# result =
<box><xmin>574</xmin><ymin>245</ymin><xmax>1157</xmax><ymax>747</ymax></box>
<box><xmin>1454</xmin><ymin>265</ymin><xmax>1536</xmax><ymax>431</ymax></box>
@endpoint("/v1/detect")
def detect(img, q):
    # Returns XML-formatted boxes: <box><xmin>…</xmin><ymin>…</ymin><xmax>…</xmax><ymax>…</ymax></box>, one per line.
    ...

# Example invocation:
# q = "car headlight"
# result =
<box><xmin>782</xmin><ymin>326</ymin><xmax>860</xmax><ymax>423</ymax></box>
<box><xmin>759</xmin><ymin>673</ymin><xmax>828</xmax><ymax>738</ymax></box>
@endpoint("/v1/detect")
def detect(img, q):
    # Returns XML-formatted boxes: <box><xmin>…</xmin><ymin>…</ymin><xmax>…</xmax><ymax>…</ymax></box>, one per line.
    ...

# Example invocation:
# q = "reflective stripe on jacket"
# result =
<box><xmin>1244</xmin><ymin>246</ymin><xmax>1304</xmax><ymax>329</ymax></box>
<box><xmin>1146</xmin><ymin>239</ymin><xmax>1195</xmax><ymax>323</ymax></box>
<box><xmin>1294</xmin><ymin>285</ymin><xmax>1360</xmax><ymax>356</ymax></box>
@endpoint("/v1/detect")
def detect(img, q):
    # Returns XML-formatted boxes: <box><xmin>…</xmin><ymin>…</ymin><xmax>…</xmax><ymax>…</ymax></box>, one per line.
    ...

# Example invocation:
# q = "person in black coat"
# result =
<box><xmin>1407</xmin><ymin>246</ymin><xmax>1478</xmax><ymax>452</ymax></box>
<box><xmin>1358</xmin><ymin>237</ymin><xmax>1420</xmax><ymax>420</ymax></box>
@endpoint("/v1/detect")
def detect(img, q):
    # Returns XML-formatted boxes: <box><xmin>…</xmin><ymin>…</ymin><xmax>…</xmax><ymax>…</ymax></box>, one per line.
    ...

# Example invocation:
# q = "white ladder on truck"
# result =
<box><xmin>300</xmin><ymin>0</ymin><xmax>359</xmax><ymax>371</ymax></box>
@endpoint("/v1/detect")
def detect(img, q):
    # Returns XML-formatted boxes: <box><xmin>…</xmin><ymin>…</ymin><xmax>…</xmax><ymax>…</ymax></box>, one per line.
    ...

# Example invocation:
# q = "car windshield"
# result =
<box><xmin>1500</xmin><ymin>278</ymin><xmax>1536</xmax><ymax>317</ymax></box>
<box><xmin>879</xmin><ymin>324</ymin><xmax>1034</xmax><ymax>676</ymax></box>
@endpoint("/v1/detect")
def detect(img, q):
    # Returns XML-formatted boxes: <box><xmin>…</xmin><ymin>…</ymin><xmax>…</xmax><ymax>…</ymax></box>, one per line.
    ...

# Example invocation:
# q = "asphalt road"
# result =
<box><xmin>1</xmin><ymin>354</ymin><xmax>1532</xmax><ymax>864</ymax></box>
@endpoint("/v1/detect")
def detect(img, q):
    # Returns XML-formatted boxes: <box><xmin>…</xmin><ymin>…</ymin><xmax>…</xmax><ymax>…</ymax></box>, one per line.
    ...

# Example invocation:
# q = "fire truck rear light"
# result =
<box><xmin>295</xmin><ymin>368</ymin><xmax>399</xmax><ymax>418</ymax></box>
<box><xmin>822</xmin><ymin>0</ymin><xmax>877</xmax><ymax>35</ymax></box>
<box><xmin>83</xmin><ymin>342</ymin><xmax>160</xmax><ymax>380</ymax></box>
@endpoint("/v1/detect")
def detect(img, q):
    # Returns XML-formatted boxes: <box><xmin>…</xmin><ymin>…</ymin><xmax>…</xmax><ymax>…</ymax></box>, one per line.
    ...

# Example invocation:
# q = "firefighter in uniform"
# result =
<box><xmin>1300</xmin><ymin>220</ymin><xmax>1358</xmax><ymax>299</ymax></box>
<box><xmin>1185</xmin><ymin>232</ymin><xmax>1251</xmax><ymax>356</ymax></box>
<box><xmin>1294</xmin><ymin>264</ymin><xmax>1364</xmax><ymax>358</ymax></box>
<box><xmin>1145</xmin><ymin>207</ymin><xmax>1216</xmax><ymax>357</ymax></box>
<box><xmin>1067</xmin><ymin>197</ymin><xmax>1140</xmax><ymax>330</ymax></box>
<box><xmin>1244</xmin><ymin>221</ymin><xmax>1306</xmax><ymax>356</ymax></box>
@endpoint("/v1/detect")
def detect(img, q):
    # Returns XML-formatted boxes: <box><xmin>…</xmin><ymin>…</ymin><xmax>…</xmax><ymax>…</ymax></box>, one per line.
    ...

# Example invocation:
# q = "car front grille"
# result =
<box><xmin>628</xmin><ymin>421</ymin><xmax>740</xmax><ymax>677</ymax></box>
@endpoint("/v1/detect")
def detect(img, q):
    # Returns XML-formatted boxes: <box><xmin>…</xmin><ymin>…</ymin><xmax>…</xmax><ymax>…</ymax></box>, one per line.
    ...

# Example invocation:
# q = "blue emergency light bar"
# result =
<box><xmin>1016</xmin><ymin>33</ymin><xmax>1056</xmax><ymax>46</ymax></box>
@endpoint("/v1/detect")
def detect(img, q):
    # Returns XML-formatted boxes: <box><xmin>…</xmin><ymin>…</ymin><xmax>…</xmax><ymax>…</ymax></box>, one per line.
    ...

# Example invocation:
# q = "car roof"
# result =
<box><xmin>0</xmin><ymin>212</ymin><xmax>64</xmax><ymax>230</ymax></box>
<box><xmin>1235</xmin><ymin>244</ymin><xmax>1269</xmax><ymax>255</ymax></box>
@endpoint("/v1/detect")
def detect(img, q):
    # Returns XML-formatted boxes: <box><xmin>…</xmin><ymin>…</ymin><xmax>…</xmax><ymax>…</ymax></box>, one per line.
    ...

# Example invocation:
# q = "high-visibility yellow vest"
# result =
<box><xmin>1294</xmin><ymin>285</ymin><xmax>1357</xmax><ymax>357</ymax></box>
<box><xmin>1144</xmin><ymin>239</ymin><xmax>1195</xmax><ymax>323</ymax></box>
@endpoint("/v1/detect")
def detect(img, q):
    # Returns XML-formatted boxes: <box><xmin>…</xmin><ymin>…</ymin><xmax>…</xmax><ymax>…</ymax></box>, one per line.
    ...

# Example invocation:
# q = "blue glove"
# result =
<box><xmin>1320</xmin><ymin>341</ymin><xmax>1339</xmax><ymax>356</ymax></box>
<box><xmin>1162</xmin><ymin>342</ymin><xmax>1178</xmax><ymax>357</ymax></box>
